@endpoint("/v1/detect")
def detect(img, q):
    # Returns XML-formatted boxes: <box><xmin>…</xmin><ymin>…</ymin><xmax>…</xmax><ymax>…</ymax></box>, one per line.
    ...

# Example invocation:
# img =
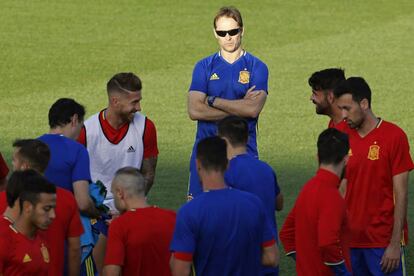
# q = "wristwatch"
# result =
<box><xmin>207</xmin><ymin>96</ymin><xmax>217</xmax><ymax>107</ymax></box>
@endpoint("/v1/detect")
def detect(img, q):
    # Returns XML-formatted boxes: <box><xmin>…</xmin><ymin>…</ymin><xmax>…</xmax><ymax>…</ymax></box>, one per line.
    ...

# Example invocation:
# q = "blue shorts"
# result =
<box><xmin>351</xmin><ymin>247</ymin><xmax>406</xmax><ymax>276</ymax></box>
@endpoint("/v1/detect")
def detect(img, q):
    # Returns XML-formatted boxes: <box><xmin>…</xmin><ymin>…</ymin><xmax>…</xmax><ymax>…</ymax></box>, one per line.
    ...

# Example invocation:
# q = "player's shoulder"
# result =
<box><xmin>56</xmin><ymin>187</ymin><xmax>77</xmax><ymax>206</ymax></box>
<box><xmin>195</xmin><ymin>53</ymin><xmax>220</xmax><ymax>67</ymax></box>
<box><xmin>244</xmin><ymin>51</ymin><xmax>268</xmax><ymax>68</ymax></box>
<box><xmin>380</xmin><ymin>120</ymin><xmax>408</xmax><ymax>137</ymax></box>
<box><xmin>84</xmin><ymin>110</ymin><xmax>102</xmax><ymax>125</ymax></box>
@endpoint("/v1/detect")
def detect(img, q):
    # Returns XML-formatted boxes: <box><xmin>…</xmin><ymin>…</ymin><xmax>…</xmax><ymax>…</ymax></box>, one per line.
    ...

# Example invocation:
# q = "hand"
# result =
<box><xmin>380</xmin><ymin>243</ymin><xmax>401</xmax><ymax>273</ymax></box>
<box><xmin>105</xmin><ymin>210</ymin><xmax>120</xmax><ymax>226</ymax></box>
<box><xmin>244</xmin><ymin>85</ymin><xmax>259</xmax><ymax>99</ymax></box>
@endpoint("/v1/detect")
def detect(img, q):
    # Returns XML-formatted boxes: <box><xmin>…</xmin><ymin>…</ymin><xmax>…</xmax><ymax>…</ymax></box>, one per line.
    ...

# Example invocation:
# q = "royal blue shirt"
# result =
<box><xmin>188</xmin><ymin>51</ymin><xmax>268</xmax><ymax>198</ymax></box>
<box><xmin>171</xmin><ymin>188</ymin><xmax>275</xmax><ymax>276</ymax></box>
<box><xmin>38</xmin><ymin>134</ymin><xmax>91</xmax><ymax>193</ymax></box>
<box><xmin>224</xmin><ymin>153</ymin><xmax>281</xmax><ymax>274</ymax></box>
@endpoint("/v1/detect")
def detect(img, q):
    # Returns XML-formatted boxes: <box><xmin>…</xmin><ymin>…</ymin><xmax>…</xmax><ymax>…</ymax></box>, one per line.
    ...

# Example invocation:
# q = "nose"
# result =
<box><xmin>341</xmin><ymin>109</ymin><xmax>348</xmax><ymax>119</ymax></box>
<box><xmin>49</xmin><ymin>208</ymin><xmax>56</xmax><ymax>220</ymax></box>
<box><xmin>135</xmin><ymin>102</ymin><xmax>141</xmax><ymax>112</ymax></box>
<box><xmin>310</xmin><ymin>94</ymin><xmax>314</xmax><ymax>101</ymax></box>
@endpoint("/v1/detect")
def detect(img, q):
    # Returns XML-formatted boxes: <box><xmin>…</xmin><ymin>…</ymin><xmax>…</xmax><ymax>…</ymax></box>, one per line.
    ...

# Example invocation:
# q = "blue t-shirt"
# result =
<box><xmin>188</xmin><ymin>51</ymin><xmax>268</xmax><ymax>198</ymax></box>
<box><xmin>224</xmin><ymin>153</ymin><xmax>280</xmax><ymax>275</ymax></box>
<box><xmin>38</xmin><ymin>134</ymin><xmax>91</xmax><ymax>193</ymax></box>
<box><xmin>170</xmin><ymin>188</ymin><xmax>275</xmax><ymax>276</ymax></box>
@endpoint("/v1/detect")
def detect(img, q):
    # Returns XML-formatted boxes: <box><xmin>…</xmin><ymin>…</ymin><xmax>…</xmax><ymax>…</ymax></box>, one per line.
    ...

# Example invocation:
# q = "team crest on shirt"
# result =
<box><xmin>367</xmin><ymin>144</ymin><xmax>380</xmax><ymax>160</ymax></box>
<box><xmin>22</xmin><ymin>253</ymin><xmax>32</xmax><ymax>263</ymax></box>
<box><xmin>238</xmin><ymin>70</ymin><xmax>250</xmax><ymax>84</ymax></box>
<box><xmin>40</xmin><ymin>243</ymin><xmax>50</xmax><ymax>263</ymax></box>
<box><xmin>210</xmin><ymin>73</ymin><xmax>220</xmax><ymax>80</ymax></box>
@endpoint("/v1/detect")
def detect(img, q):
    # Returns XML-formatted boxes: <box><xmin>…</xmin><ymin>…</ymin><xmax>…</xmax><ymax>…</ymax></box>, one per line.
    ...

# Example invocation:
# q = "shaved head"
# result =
<box><xmin>112</xmin><ymin>167</ymin><xmax>146</xmax><ymax>197</ymax></box>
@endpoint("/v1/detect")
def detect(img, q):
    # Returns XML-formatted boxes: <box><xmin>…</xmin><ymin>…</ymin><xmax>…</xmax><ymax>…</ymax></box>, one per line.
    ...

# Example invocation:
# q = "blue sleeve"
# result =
<box><xmin>189</xmin><ymin>61</ymin><xmax>208</xmax><ymax>93</ymax></box>
<box><xmin>251</xmin><ymin>61</ymin><xmax>268</xmax><ymax>93</ymax></box>
<box><xmin>72</xmin><ymin>145</ymin><xmax>91</xmax><ymax>182</ymax></box>
<box><xmin>170</xmin><ymin>205</ymin><xmax>196</xmax><ymax>254</ymax></box>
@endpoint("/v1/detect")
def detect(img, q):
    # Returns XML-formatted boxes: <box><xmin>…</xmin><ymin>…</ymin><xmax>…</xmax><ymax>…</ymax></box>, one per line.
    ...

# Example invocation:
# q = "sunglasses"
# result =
<box><xmin>215</xmin><ymin>28</ymin><xmax>241</xmax><ymax>37</ymax></box>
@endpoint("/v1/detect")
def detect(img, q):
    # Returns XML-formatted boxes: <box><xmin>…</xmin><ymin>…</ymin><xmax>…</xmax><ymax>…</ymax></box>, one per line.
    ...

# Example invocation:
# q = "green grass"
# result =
<box><xmin>1</xmin><ymin>1</ymin><xmax>413</xmax><ymax>274</ymax></box>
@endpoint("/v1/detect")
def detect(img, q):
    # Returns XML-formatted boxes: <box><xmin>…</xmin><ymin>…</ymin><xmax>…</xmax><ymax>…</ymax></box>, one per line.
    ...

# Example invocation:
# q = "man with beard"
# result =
<box><xmin>308</xmin><ymin>68</ymin><xmax>348</xmax><ymax>132</ymax></box>
<box><xmin>280</xmin><ymin>128</ymin><xmax>352</xmax><ymax>275</ymax></box>
<box><xmin>0</xmin><ymin>170</ymin><xmax>56</xmax><ymax>276</ymax></box>
<box><xmin>334</xmin><ymin>77</ymin><xmax>413</xmax><ymax>275</ymax></box>
<box><xmin>78</xmin><ymin>72</ymin><xmax>159</xmax><ymax>273</ymax></box>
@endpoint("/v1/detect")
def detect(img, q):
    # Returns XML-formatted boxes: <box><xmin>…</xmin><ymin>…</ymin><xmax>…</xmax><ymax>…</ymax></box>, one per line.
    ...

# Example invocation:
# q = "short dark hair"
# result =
<box><xmin>18</xmin><ymin>171</ymin><xmax>56</xmax><ymax>213</ymax></box>
<box><xmin>13</xmin><ymin>139</ymin><xmax>50</xmax><ymax>173</ymax></box>
<box><xmin>218</xmin><ymin>116</ymin><xmax>248</xmax><ymax>147</ymax></box>
<box><xmin>48</xmin><ymin>98</ymin><xmax>85</xmax><ymax>128</ymax></box>
<box><xmin>6</xmin><ymin>169</ymin><xmax>38</xmax><ymax>207</ymax></box>
<box><xmin>308</xmin><ymin>68</ymin><xmax>345</xmax><ymax>91</ymax></box>
<box><xmin>317</xmin><ymin>128</ymin><xmax>349</xmax><ymax>165</ymax></box>
<box><xmin>214</xmin><ymin>6</ymin><xmax>243</xmax><ymax>29</ymax></box>
<box><xmin>334</xmin><ymin>77</ymin><xmax>372</xmax><ymax>107</ymax></box>
<box><xmin>107</xmin><ymin>72</ymin><xmax>142</xmax><ymax>94</ymax></box>
<box><xmin>196</xmin><ymin>136</ymin><xmax>228</xmax><ymax>172</ymax></box>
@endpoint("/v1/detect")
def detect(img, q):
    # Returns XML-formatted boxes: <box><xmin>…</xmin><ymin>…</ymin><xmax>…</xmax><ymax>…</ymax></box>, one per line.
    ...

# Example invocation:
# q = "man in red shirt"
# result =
<box><xmin>280</xmin><ymin>128</ymin><xmax>352</xmax><ymax>275</ymax></box>
<box><xmin>308</xmin><ymin>68</ymin><xmax>349</xmax><ymax>132</ymax></box>
<box><xmin>1</xmin><ymin>139</ymin><xmax>84</xmax><ymax>276</ymax></box>
<box><xmin>78</xmin><ymin>72</ymin><xmax>159</xmax><ymax>273</ymax></box>
<box><xmin>0</xmin><ymin>153</ymin><xmax>9</xmax><ymax>191</ymax></box>
<box><xmin>0</xmin><ymin>169</ymin><xmax>56</xmax><ymax>276</ymax></box>
<box><xmin>103</xmin><ymin>167</ymin><xmax>175</xmax><ymax>276</ymax></box>
<box><xmin>334</xmin><ymin>77</ymin><xmax>413</xmax><ymax>275</ymax></box>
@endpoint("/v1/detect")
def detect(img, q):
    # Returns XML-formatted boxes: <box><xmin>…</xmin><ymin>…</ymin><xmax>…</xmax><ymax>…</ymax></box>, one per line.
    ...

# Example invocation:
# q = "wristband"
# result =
<box><xmin>207</xmin><ymin>96</ymin><xmax>217</xmax><ymax>107</ymax></box>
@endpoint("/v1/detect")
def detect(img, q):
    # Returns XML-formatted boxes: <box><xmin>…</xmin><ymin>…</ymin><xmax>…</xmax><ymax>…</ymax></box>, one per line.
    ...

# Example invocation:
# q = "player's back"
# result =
<box><xmin>106</xmin><ymin>207</ymin><xmax>176</xmax><ymax>276</ymax></box>
<box><xmin>38</xmin><ymin>133</ymin><xmax>90</xmax><ymax>193</ymax></box>
<box><xmin>225</xmin><ymin>153</ymin><xmax>278</xmax><ymax>230</ymax></box>
<box><xmin>177</xmin><ymin>188</ymin><xmax>271</xmax><ymax>276</ymax></box>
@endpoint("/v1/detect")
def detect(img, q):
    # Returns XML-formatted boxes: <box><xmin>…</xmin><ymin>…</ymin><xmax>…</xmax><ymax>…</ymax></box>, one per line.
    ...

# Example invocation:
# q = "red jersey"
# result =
<box><xmin>78</xmin><ymin>110</ymin><xmax>159</xmax><ymax>158</ymax></box>
<box><xmin>328</xmin><ymin>119</ymin><xmax>350</xmax><ymax>134</ymax></box>
<box><xmin>345</xmin><ymin>120</ymin><xmax>414</xmax><ymax>247</ymax></box>
<box><xmin>0</xmin><ymin>153</ymin><xmax>9</xmax><ymax>179</ymax></box>
<box><xmin>280</xmin><ymin>169</ymin><xmax>351</xmax><ymax>276</ymax></box>
<box><xmin>45</xmin><ymin>188</ymin><xmax>84</xmax><ymax>275</ymax></box>
<box><xmin>104</xmin><ymin>206</ymin><xmax>176</xmax><ymax>276</ymax></box>
<box><xmin>0</xmin><ymin>189</ymin><xmax>84</xmax><ymax>275</ymax></box>
<box><xmin>0</xmin><ymin>225</ymin><xmax>51</xmax><ymax>275</ymax></box>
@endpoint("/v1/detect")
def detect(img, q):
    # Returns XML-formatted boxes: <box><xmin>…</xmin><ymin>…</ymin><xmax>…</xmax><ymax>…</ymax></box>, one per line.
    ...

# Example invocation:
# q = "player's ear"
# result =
<box><xmin>360</xmin><ymin>98</ymin><xmax>369</xmax><ymax>111</ymax></box>
<box><xmin>71</xmin><ymin>114</ymin><xmax>79</xmax><ymax>126</ymax></box>
<box><xmin>22</xmin><ymin>200</ymin><xmax>33</xmax><ymax>214</ymax></box>
<box><xmin>240</xmin><ymin>27</ymin><xmax>244</xmax><ymax>37</ymax></box>
<box><xmin>213</xmin><ymin>28</ymin><xmax>219</xmax><ymax>39</ymax></box>
<box><xmin>327</xmin><ymin>91</ymin><xmax>334</xmax><ymax>104</ymax></box>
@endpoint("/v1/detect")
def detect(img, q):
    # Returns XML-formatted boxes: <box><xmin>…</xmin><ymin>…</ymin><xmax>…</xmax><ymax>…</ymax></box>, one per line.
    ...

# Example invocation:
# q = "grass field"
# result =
<box><xmin>1</xmin><ymin>1</ymin><xmax>413</xmax><ymax>274</ymax></box>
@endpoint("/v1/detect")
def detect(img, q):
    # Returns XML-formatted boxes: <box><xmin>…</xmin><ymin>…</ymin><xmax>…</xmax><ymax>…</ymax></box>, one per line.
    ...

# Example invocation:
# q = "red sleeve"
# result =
<box><xmin>0</xmin><ymin>236</ymin><xmax>10</xmax><ymax>272</ymax></box>
<box><xmin>77</xmin><ymin>127</ymin><xmax>87</xmax><ymax>146</ymax></box>
<box><xmin>279</xmin><ymin>205</ymin><xmax>296</xmax><ymax>255</ymax></box>
<box><xmin>143</xmin><ymin>118</ymin><xmax>158</xmax><ymax>158</ymax></box>
<box><xmin>104</xmin><ymin>217</ymin><xmax>125</xmax><ymax>266</ymax></box>
<box><xmin>390</xmin><ymin>130</ymin><xmax>414</xmax><ymax>176</ymax></box>
<box><xmin>318</xmin><ymin>191</ymin><xmax>347</xmax><ymax>264</ymax></box>
<box><xmin>0</xmin><ymin>154</ymin><xmax>9</xmax><ymax>179</ymax></box>
<box><xmin>66</xmin><ymin>192</ymin><xmax>84</xmax><ymax>237</ymax></box>
<box><xmin>172</xmin><ymin>252</ymin><xmax>193</xmax><ymax>262</ymax></box>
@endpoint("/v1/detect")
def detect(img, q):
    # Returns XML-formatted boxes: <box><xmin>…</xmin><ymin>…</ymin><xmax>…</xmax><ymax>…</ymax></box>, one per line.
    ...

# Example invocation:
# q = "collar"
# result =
<box><xmin>315</xmin><ymin>168</ymin><xmax>341</xmax><ymax>188</ymax></box>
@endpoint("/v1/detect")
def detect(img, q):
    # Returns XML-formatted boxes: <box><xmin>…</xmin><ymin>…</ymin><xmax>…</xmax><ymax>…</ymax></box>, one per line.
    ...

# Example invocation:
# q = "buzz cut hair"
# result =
<box><xmin>214</xmin><ymin>6</ymin><xmax>243</xmax><ymax>29</ymax></box>
<box><xmin>113</xmin><ymin>167</ymin><xmax>146</xmax><ymax>196</ymax></box>
<box><xmin>107</xmin><ymin>72</ymin><xmax>142</xmax><ymax>94</ymax></box>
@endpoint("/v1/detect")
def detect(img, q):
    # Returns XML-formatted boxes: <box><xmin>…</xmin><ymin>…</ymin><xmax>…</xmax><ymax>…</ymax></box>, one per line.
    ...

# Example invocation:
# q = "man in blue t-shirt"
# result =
<box><xmin>218</xmin><ymin>116</ymin><xmax>283</xmax><ymax>276</ymax></box>
<box><xmin>38</xmin><ymin>98</ymin><xmax>99</xmax><ymax>218</ymax></box>
<box><xmin>170</xmin><ymin>136</ymin><xmax>279</xmax><ymax>276</ymax></box>
<box><xmin>187</xmin><ymin>6</ymin><xmax>269</xmax><ymax>199</ymax></box>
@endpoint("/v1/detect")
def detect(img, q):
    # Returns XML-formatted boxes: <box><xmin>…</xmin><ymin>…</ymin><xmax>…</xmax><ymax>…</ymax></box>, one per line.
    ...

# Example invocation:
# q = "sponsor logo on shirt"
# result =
<box><xmin>238</xmin><ymin>70</ymin><xmax>250</xmax><ymax>84</ymax></box>
<box><xmin>23</xmin><ymin>254</ymin><xmax>32</xmax><ymax>263</ymax></box>
<box><xmin>210</xmin><ymin>73</ymin><xmax>220</xmax><ymax>80</ymax></box>
<box><xmin>127</xmin><ymin>146</ymin><xmax>136</xmax><ymax>153</ymax></box>
<box><xmin>367</xmin><ymin>143</ymin><xmax>380</xmax><ymax>160</ymax></box>
<box><xmin>41</xmin><ymin>243</ymin><xmax>50</xmax><ymax>263</ymax></box>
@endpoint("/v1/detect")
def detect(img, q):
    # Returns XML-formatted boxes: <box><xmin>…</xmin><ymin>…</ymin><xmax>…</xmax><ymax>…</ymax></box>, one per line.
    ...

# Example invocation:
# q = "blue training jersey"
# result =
<box><xmin>171</xmin><ymin>188</ymin><xmax>275</xmax><ymax>276</ymax></box>
<box><xmin>38</xmin><ymin>134</ymin><xmax>91</xmax><ymax>193</ymax></box>
<box><xmin>188</xmin><ymin>51</ymin><xmax>268</xmax><ymax>198</ymax></box>
<box><xmin>224</xmin><ymin>153</ymin><xmax>280</xmax><ymax>275</ymax></box>
<box><xmin>189</xmin><ymin>51</ymin><xmax>268</xmax><ymax>157</ymax></box>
